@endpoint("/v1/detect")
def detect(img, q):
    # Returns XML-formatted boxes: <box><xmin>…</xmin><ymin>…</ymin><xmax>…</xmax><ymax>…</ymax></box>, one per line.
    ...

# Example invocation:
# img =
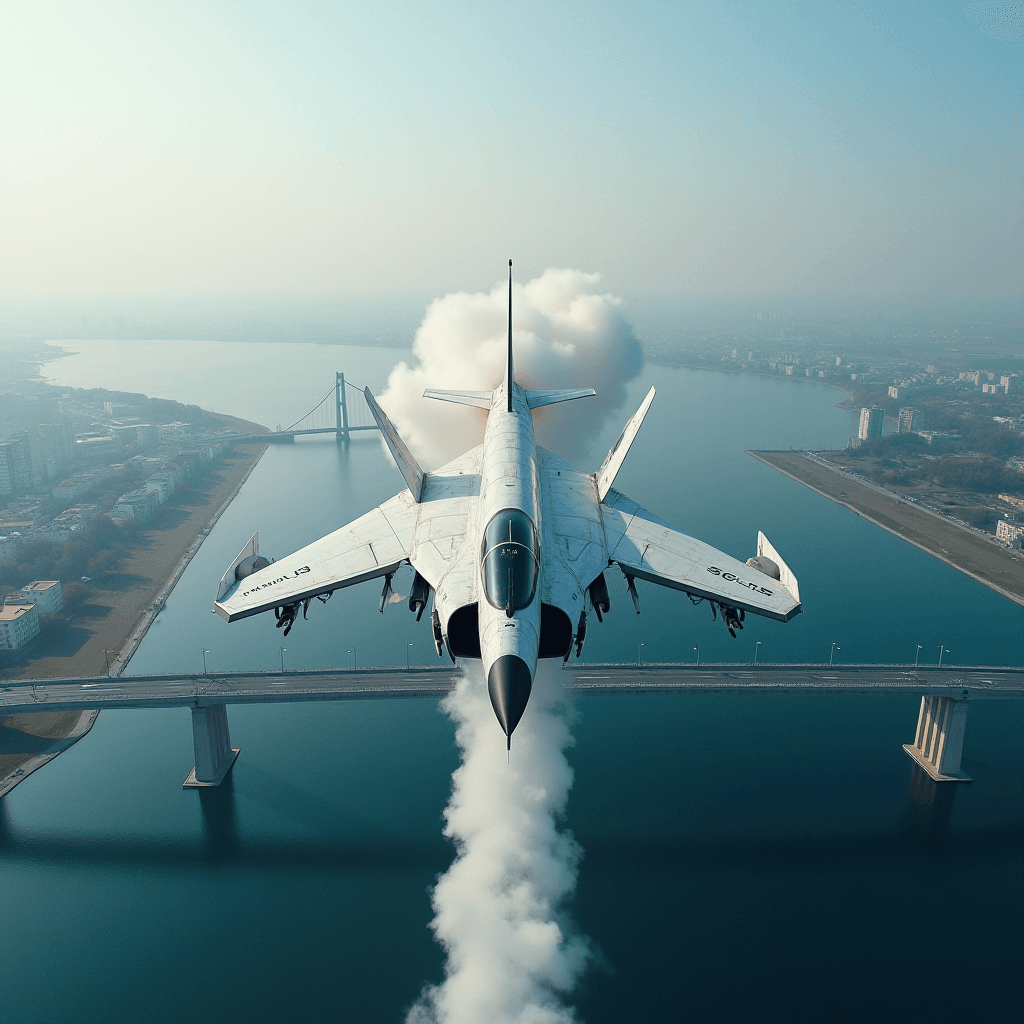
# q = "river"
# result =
<box><xmin>0</xmin><ymin>339</ymin><xmax>1019</xmax><ymax>1023</ymax></box>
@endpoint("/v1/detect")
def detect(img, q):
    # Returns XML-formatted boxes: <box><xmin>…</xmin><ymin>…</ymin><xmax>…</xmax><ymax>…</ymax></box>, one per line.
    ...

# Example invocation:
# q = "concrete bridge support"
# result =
<box><xmin>903</xmin><ymin>696</ymin><xmax>971</xmax><ymax>782</ymax></box>
<box><xmin>183</xmin><ymin>704</ymin><xmax>240</xmax><ymax>788</ymax></box>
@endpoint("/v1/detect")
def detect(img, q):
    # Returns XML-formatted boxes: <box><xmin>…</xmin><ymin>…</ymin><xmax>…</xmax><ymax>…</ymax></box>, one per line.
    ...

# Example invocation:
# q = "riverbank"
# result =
<box><xmin>0</xmin><ymin>709</ymin><xmax>99</xmax><ymax>798</ymax></box>
<box><xmin>751</xmin><ymin>450</ymin><xmax>1024</xmax><ymax>607</ymax></box>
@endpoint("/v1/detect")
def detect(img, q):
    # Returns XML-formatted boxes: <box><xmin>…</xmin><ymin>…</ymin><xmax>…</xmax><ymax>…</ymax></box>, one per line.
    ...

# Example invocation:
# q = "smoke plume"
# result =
<box><xmin>407</xmin><ymin>665</ymin><xmax>589</xmax><ymax>1024</ymax></box>
<box><xmin>395</xmin><ymin>269</ymin><xmax>636</xmax><ymax>1020</ymax></box>
<box><xmin>378</xmin><ymin>268</ymin><xmax>642</xmax><ymax>467</ymax></box>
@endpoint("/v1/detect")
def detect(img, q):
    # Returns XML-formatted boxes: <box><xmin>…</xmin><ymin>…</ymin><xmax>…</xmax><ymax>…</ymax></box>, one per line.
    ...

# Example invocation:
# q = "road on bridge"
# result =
<box><xmin>1</xmin><ymin>663</ymin><xmax>1022</xmax><ymax>715</ymax></box>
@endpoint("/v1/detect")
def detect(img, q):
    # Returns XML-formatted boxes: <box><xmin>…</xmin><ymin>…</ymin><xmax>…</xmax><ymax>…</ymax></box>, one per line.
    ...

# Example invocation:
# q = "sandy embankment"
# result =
<box><xmin>751</xmin><ymin>450</ymin><xmax>1024</xmax><ymax>607</ymax></box>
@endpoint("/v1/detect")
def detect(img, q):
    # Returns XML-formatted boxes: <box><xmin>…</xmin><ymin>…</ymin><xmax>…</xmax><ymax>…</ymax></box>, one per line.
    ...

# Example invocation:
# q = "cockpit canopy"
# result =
<box><xmin>481</xmin><ymin>508</ymin><xmax>539</xmax><ymax>616</ymax></box>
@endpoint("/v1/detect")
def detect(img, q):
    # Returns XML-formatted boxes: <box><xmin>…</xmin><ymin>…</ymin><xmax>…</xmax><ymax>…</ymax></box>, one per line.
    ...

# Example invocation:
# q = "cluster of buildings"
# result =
<box><xmin>0</xmin><ymin>399</ymin><xmax>239</xmax><ymax>561</ymax></box>
<box><xmin>0</xmin><ymin>580</ymin><xmax>63</xmax><ymax>652</ymax></box>
<box><xmin>960</xmin><ymin>371</ymin><xmax>1015</xmax><ymax>395</ymax></box>
<box><xmin>0</xmin><ymin>436</ymin><xmax>232</xmax><ymax>561</ymax></box>
<box><xmin>853</xmin><ymin>405</ymin><xmax>938</xmax><ymax>445</ymax></box>
<box><xmin>111</xmin><ymin>443</ymin><xmax>228</xmax><ymax>524</ymax></box>
<box><xmin>730</xmin><ymin>348</ymin><xmax>865</xmax><ymax>381</ymax></box>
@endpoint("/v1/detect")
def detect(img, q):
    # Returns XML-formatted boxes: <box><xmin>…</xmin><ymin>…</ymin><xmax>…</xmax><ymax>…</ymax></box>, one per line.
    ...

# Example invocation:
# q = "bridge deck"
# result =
<box><xmin>1</xmin><ymin>664</ymin><xmax>1021</xmax><ymax>714</ymax></box>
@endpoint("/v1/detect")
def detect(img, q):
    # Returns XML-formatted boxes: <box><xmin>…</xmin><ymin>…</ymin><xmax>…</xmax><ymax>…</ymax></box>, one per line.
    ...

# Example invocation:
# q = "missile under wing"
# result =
<box><xmin>214</xmin><ymin>261</ymin><xmax>801</xmax><ymax>746</ymax></box>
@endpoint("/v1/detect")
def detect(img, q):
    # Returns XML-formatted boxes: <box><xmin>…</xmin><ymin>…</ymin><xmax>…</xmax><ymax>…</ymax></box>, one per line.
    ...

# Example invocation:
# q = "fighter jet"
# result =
<box><xmin>214</xmin><ymin>261</ymin><xmax>801</xmax><ymax>748</ymax></box>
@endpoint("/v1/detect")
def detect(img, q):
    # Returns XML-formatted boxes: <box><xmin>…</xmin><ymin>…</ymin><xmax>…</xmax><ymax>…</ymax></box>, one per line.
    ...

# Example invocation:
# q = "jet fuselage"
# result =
<box><xmin>477</xmin><ymin>381</ymin><xmax>542</xmax><ymax>744</ymax></box>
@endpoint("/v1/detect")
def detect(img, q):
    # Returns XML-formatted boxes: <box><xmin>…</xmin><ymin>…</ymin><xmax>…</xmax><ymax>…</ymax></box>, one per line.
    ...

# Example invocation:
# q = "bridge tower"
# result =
<box><xmin>335</xmin><ymin>372</ymin><xmax>350</xmax><ymax>443</ymax></box>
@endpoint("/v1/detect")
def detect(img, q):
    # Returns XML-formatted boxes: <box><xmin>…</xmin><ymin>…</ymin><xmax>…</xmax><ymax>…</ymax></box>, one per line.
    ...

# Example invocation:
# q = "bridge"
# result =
<box><xmin>233</xmin><ymin>372</ymin><xmax>382</xmax><ymax>444</ymax></box>
<box><xmin>3</xmin><ymin>664</ymin><xmax>1022</xmax><ymax>791</ymax></box>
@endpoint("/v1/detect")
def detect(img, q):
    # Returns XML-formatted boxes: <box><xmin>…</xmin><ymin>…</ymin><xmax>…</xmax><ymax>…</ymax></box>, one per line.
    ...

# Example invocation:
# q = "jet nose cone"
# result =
<box><xmin>487</xmin><ymin>655</ymin><xmax>533</xmax><ymax>749</ymax></box>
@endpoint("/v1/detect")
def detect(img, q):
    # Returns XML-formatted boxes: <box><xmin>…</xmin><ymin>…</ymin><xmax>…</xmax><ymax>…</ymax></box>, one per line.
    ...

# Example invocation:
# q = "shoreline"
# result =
<box><xmin>0</xmin><ymin>709</ymin><xmax>99</xmax><ymax>799</ymax></box>
<box><xmin>750</xmin><ymin>449</ymin><xmax>1024</xmax><ymax>608</ymax></box>
<box><xmin>647</xmin><ymin>358</ymin><xmax>856</xmax><ymax>407</ymax></box>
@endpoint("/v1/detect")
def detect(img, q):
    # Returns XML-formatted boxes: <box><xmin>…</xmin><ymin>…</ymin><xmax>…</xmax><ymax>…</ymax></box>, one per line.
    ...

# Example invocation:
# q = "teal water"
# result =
<box><xmin>1</xmin><ymin>342</ymin><xmax>1020</xmax><ymax>1022</ymax></box>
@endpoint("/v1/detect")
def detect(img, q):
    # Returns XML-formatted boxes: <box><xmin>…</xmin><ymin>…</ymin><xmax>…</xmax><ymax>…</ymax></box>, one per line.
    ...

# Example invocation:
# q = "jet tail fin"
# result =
<box><xmin>595</xmin><ymin>386</ymin><xmax>656</xmax><ymax>502</ymax></box>
<box><xmin>424</xmin><ymin>389</ymin><xmax>493</xmax><ymax>409</ymax></box>
<box><xmin>526</xmin><ymin>388</ymin><xmax>597</xmax><ymax>409</ymax></box>
<box><xmin>364</xmin><ymin>387</ymin><xmax>426</xmax><ymax>502</ymax></box>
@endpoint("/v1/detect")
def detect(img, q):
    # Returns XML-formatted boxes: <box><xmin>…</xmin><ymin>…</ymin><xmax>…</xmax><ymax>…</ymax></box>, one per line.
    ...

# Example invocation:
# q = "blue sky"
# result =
<box><xmin>1</xmin><ymin>1</ymin><xmax>1020</xmax><ymax>305</ymax></box>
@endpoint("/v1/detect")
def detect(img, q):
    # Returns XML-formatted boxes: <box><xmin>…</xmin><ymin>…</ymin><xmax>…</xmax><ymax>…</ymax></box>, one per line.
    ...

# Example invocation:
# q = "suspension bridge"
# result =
<box><xmin>247</xmin><ymin>373</ymin><xmax>381</xmax><ymax>443</ymax></box>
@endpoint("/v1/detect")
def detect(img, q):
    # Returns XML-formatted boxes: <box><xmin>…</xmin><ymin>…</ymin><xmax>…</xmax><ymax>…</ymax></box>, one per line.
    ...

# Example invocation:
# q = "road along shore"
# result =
<box><xmin>750</xmin><ymin>450</ymin><xmax>1024</xmax><ymax>608</ymax></box>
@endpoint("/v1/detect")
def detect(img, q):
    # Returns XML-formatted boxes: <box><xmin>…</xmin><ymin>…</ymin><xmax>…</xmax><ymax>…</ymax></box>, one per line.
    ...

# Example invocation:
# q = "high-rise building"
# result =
<box><xmin>0</xmin><ymin>436</ymin><xmax>31</xmax><ymax>494</ymax></box>
<box><xmin>888</xmin><ymin>386</ymin><xmax>901</xmax><ymax>399</ymax></box>
<box><xmin>858</xmin><ymin>407</ymin><xmax>884</xmax><ymax>441</ymax></box>
<box><xmin>897</xmin><ymin>407</ymin><xmax>923</xmax><ymax>434</ymax></box>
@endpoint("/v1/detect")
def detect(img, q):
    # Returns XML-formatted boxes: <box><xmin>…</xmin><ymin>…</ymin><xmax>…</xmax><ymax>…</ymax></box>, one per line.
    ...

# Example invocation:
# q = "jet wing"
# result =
<box><xmin>214</xmin><ymin>490</ymin><xmax>418</xmax><ymax>622</ymax></box>
<box><xmin>601</xmin><ymin>489</ymin><xmax>801</xmax><ymax>622</ymax></box>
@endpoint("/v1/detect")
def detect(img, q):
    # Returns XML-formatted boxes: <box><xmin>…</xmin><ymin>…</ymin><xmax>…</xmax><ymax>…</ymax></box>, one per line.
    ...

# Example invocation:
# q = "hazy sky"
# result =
<box><xmin>1</xmin><ymin>1</ymin><xmax>1020</xmax><ymax>306</ymax></box>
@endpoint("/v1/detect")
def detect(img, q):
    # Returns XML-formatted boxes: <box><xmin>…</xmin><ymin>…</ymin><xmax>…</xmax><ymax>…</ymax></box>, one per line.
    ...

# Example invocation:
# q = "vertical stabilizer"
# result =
<box><xmin>506</xmin><ymin>259</ymin><xmax>513</xmax><ymax>411</ymax></box>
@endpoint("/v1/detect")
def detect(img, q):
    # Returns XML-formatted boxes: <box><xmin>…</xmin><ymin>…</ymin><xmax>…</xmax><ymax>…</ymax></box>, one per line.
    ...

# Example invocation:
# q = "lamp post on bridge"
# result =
<box><xmin>638</xmin><ymin>642</ymin><xmax>644</xmax><ymax>667</ymax></box>
<box><xmin>830</xmin><ymin>643</ymin><xmax>840</xmax><ymax>668</ymax></box>
<box><xmin>915</xmin><ymin>645</ymin><xmax>922</xmax><ymax>668</ymax></box>
<box><xmin>407</xmin><ymin>643</ymin><xmax>413</xmax><ymax>669</ymax></box>
<box><xmin>754</xmin><ymin>641</ymin><xmax>761</xmax><ymax>667</ymax></box>
<box><xmin>694</xmin><ymin>642</ymin><xmax>700</xmax><ymax>667</ymax></box>
<box><xmin>938</xmin><ymin>645</ymin><xmax>949</xmax><ymax>668</ymax></box>
<box><xmin>280</xmin><ymin>647</ymin><xmax>287</xmax><ymax>672</ymax></box>
<box><xmin>202</xmin><ymin>649</ymin><xmax>210</xmax><ymax>674</ymax></box>
<box><xmin>348</xmin><ymin>648</ymin><xmax>356</xmax><ymax>670</ymax></box>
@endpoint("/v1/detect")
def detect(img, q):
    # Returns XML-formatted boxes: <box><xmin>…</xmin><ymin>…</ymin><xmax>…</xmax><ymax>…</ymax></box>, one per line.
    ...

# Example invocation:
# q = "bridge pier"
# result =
<box><xmin>183</xmin><ymin>704</ymin><xmax>240</xmax><ymax>788</ymax></box>
<box><xmin>903</xmin><ymin>696</ymin><xmax>971</xmax><ymax>782</ymax></box>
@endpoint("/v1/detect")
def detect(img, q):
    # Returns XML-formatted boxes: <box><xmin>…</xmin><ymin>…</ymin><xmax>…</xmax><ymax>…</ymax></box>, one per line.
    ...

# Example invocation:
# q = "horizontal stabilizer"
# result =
<box><xmin>757</xmin><ymin>531</ymin><xmax>800</xmax><ymax>604</ymax></box>
<box><xmin>595</xmin><ymin>386</ymin><xmax>655</xmax><ymax>502</ymax></box>
<box><xmin>364</xmin><ymin>388</ymin><xmax>425</xmax><ymax>502</ymax></box>
<box><xmin>526</xmin><ymin>388</ymin><xmax>597</xmax><ymax>409</ymax></box>
<box><xmin>423</xmin><ymin>389</ymin><xmax>493</xmax><ymax>409</ymax></box>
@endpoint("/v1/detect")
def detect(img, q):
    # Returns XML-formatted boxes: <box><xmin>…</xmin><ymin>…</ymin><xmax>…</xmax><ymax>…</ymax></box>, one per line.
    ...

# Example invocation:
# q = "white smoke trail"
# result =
<box><xmin>391</xmin><ymin>269</ymin><xmax>637</xmax><ymax>1021</ymax></box>
<box><xmin>378</xmin><ymin>268</ymin><xmax>642</xmax><ymax>467</ymax></box>
<box><xmin>407</xmin><ymin>665</ymin><xmax>589</xmax><ymax>1024</ymax></box>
